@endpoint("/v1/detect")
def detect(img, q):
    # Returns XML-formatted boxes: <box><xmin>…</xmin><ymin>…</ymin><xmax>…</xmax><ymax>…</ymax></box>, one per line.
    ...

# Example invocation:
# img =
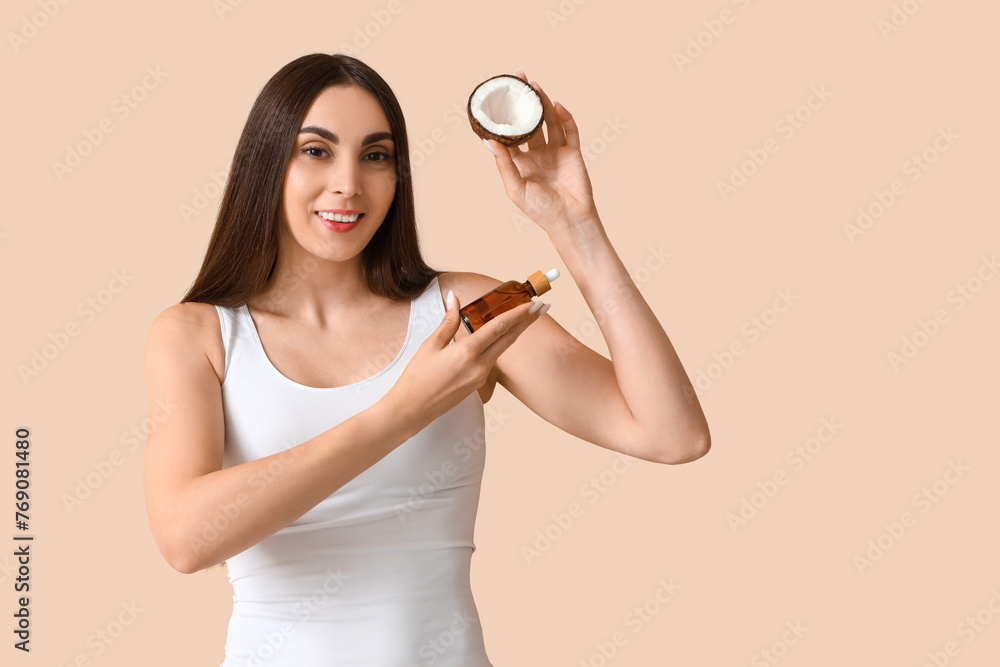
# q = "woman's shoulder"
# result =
<box><xmin>149</xmin><ymin>301</ymin><xmax>223</xmax><ymax>335</ymax></box>
<box><xmin>435</xmin><ymin>271</ymin><xmax>504</xmax><ymax>306</ymax></box>
<box><xmin>146</xmin><ymin>302</ymin><xmax>226</xmax><ymax>384</ymax></box>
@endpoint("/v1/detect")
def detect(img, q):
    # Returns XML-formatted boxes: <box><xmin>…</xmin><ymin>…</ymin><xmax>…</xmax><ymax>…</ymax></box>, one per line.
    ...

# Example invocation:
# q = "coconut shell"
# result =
<box><xmin>467</xmin><ymin>74</ymin><xmax>545</xmax><ymax>147</ymax></box>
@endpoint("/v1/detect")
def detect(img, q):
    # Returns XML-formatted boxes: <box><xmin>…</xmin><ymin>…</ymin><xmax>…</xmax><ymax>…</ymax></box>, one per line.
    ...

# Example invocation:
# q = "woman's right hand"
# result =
<box><xmin>386</xmin><ymin>290</ymin><xmax>547</xmax><ymax>431</ymax></box>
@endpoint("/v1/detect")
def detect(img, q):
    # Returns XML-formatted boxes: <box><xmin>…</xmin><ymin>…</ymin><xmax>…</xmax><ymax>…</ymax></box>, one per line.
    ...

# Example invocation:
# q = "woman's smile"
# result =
<box><xmin>316</xmin><ymin>210</ymin><xmax>364</xmax><ymax>232</ymax></box>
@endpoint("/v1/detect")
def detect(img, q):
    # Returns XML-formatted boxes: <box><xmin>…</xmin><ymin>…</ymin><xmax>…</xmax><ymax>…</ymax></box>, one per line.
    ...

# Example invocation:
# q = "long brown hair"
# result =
<box><xmin>181</xmin><ymin>53</ymin><xmax>439</xmax><ymax>307</ymax></box>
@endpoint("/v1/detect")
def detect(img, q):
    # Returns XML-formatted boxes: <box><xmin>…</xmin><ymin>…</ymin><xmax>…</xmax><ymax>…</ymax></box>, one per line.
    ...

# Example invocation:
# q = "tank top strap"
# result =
<box><xmin>408</xmin><ymin>274</ymin><xmax>446</xmax><ymax>346</ymax></box>
<box><xmin>214</xmin><ymin>303</ymin><xmax>245</xmax><ymax>385</ymax></box>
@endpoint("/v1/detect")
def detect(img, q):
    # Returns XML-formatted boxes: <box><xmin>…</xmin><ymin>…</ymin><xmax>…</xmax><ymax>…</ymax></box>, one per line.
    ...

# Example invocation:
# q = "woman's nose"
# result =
<box><xmin>328</xmin><ymin>160</ymin><xmax>362</xmax><ymax>197</ymax></box>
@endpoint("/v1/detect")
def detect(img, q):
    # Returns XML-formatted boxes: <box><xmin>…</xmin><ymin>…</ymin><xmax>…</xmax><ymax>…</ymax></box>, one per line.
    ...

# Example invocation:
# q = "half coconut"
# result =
<box><xmin>467</xmin><ymin>74</ymin><xmax>544</xmax><ymax>147</ymax></box>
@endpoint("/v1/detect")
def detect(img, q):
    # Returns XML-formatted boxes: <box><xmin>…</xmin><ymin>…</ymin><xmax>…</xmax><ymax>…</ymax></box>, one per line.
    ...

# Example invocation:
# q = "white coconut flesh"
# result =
<box><xmin>470</xmin><ymin>77</ymin><xmax>543</xmax><ymax>138</ymax></box>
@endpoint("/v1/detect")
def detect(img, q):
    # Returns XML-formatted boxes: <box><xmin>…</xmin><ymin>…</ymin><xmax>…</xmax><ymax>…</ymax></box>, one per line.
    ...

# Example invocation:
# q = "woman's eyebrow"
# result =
<box><xmin>298</xmin><ymin>125</ymin><xmax>394</xmax><ymax>145</ymax></box>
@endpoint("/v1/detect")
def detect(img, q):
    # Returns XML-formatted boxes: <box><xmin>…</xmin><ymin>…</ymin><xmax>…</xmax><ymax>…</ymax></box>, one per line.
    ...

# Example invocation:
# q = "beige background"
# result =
<box><xmin>3</xmin><ymin>0</ymin><xmax>998</xmax><ymax>664</ymax></box>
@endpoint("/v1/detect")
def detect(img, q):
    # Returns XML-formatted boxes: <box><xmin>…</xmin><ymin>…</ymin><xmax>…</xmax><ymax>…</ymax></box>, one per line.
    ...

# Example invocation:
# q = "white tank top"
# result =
<box><xmin>213</xmin><ymin>276</ymin><xmax>493</xmax><ymax>666</ymax></box>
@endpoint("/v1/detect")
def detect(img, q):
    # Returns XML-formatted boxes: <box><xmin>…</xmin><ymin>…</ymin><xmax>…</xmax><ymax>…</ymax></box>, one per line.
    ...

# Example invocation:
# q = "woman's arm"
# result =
<box><xmin>142</xmin><ymin>304</ymin><xmax>417</xmax><ymax>574</ymax></box>
<box><xmin>509</xmin><ymin>222</ymin><xmax>708</xmax><ymax>464</ymax></box>
<box><xmin>475</xmin><ymin>71</ymin><xmax>710</xmax><ymax>464</ymax></box>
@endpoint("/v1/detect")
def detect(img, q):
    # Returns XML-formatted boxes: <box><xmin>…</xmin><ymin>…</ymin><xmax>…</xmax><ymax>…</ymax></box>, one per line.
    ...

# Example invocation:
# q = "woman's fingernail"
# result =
<box><xmin>482</xmin><ymin>138</ymin><xmax>497</xmax><ymax>156</ymax></box>
<box><xmin>446</xmin><ymin>289</ymin><xmax>456</xmax><ymax>310</ymax></box>
<box><xmin>529</xmin><ymin>301</ymin><xmax>543</xmax><ymax>314</ymax></box>
<box><xmin>539</xmin><ymin>303</ymin><xmax>552</xmax><ymax>316</ymax></box>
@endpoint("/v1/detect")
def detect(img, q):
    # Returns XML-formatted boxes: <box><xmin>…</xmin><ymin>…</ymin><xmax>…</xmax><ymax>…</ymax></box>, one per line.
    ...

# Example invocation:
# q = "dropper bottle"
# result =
<box><xmin>460</xmin><ymin>268</ymin><xmax>560</xmax><ymax>333</ymax></box>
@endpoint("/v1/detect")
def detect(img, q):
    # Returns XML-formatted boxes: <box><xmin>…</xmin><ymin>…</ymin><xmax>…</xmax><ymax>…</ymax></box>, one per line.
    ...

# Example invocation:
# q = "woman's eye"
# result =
<box><xmin>366</xmin><ymin>151</ymin><xmax>392</xmax><ymax>163</ymax></box>
<box><xmin>302</xmin><ymin>146</ymin><xmax>327</xmax><ymax>158</ymax></box>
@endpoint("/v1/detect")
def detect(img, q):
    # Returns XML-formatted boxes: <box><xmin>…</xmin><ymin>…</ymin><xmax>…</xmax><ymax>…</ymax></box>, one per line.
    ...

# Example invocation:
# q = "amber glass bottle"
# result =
<box><xmin>460</xmin><ymin>269</ymin><xmax>560</xmax><ymax>333</ymax></box>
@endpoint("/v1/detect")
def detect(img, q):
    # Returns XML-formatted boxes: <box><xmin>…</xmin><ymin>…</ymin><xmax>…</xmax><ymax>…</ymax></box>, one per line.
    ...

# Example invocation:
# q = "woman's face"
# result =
<box><xmin>280</xmin><ymin>84</ymin><xmax>397</xmax><ymax>265</ymax></box>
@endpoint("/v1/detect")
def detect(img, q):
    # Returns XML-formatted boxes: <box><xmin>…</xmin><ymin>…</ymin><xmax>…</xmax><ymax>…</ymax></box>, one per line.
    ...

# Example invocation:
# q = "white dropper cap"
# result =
<box><xmin>527</xmin><ymin>268</ymin><xmax>560</xmax><ymax>296</ymax></box>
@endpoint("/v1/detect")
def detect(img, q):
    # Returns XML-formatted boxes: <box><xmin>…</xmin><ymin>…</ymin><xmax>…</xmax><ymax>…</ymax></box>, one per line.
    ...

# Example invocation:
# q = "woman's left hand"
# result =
<box><xmin>482</xmin><ymin>69</ymin><xmax>600</xmax><ymax>234</ymax></box>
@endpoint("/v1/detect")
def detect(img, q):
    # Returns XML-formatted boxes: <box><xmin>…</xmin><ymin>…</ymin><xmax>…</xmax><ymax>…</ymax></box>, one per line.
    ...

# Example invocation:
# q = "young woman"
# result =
<box><xmin>143</xmin><ymin>53</ymin><xmax>709</xmax><ymax>666</ymax></box>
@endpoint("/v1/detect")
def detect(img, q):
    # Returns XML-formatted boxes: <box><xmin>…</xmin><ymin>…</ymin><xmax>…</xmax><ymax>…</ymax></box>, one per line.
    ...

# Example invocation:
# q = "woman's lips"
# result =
<box><xmin>316</xmin><ymin>212</ymin><xmax>363</xmax><ymax>232</ymax></box>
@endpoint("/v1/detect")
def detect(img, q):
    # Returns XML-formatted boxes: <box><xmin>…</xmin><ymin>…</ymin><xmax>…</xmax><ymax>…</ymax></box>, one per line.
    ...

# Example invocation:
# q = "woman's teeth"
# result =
<box><xmin>317</xmin><ymin>212</ymin><xmax>361</xmax><ymax>223</ymax></box>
